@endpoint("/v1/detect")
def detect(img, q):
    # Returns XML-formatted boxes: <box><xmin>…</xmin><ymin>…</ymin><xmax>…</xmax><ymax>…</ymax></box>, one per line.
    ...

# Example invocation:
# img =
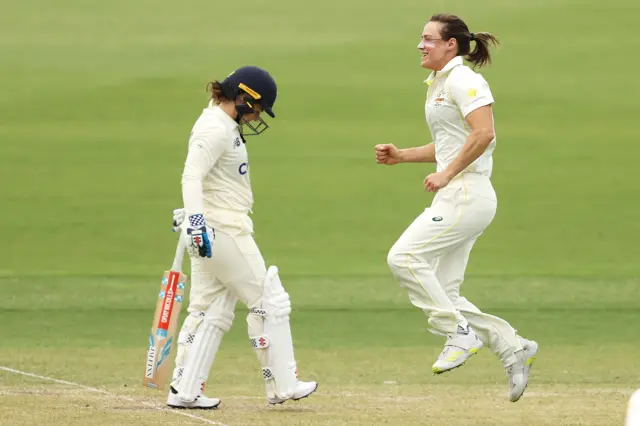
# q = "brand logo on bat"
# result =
<box><xmin>145</xmin><ymin>337</ymin><xmax>156</xmax><ymax>378</ymax></box>
<box><xmin>157</xmin><ymin>273</ymin><xmax>178</xmax><ymax>331</ymax></box>
<box><xmin>160</xmin><ymin>286</ymin><xmax>174</xmax><ymax>325</ymax></box>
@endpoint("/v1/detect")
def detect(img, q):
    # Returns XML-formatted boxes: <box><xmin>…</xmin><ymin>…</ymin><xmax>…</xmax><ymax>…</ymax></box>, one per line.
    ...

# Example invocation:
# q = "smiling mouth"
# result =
<box><xmin>421</xmin><ymin>52</ymin><xmax>429</xmax><ymax>59</ymax></box>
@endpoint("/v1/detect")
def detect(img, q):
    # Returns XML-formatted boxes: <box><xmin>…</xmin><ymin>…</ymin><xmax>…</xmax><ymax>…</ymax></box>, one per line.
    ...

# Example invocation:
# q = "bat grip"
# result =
<box><xmin>170</xmin><ymin>235</ymin><xmax>186</xmax><ymax>272</ymax></box>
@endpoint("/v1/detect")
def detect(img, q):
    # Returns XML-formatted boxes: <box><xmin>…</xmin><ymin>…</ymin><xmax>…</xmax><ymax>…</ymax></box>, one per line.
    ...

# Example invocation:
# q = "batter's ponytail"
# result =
<box><xmin>206</xmin><ymin>81</ymin><xmax>234</xmax><ymax>105</ymax></box>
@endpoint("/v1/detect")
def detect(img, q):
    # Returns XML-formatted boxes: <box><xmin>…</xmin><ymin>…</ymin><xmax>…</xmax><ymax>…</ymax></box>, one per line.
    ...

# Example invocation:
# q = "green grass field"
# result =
<box><xmin>1</xmin><ymin>0</ymin><xmax>639</xmax><ymax>425</ymax></box>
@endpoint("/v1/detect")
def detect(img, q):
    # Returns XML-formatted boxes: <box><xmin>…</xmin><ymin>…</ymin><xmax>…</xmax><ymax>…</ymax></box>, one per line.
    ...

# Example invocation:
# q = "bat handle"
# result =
<box><xmin>170</xmin><ymin>235</ymin><xmax>186</xmax><ymax>272</ymax></box>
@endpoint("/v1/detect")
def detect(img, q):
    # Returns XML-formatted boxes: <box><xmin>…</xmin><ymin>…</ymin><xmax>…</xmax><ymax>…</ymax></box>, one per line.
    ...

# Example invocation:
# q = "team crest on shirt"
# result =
<box><xmin>233</xmin><ymin>137</ymin><xmax>242</xmax><ymax>149</ymax></box>
<box><xmin>433</xmin><ymin>89</ymin><xmax>447</xmax><ymax>107</ymax></box>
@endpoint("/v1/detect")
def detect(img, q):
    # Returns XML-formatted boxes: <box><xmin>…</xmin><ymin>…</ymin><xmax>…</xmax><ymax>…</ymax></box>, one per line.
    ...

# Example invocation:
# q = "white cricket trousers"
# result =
<box><xmin>188</xmin><ymin>226</ymin><xmax>268</xmax><ymax>322</ymax></box>
<box><xmin>387</xmin><ymin>173</ymin><xmax>522</xmax><ymax>367</ymax></box>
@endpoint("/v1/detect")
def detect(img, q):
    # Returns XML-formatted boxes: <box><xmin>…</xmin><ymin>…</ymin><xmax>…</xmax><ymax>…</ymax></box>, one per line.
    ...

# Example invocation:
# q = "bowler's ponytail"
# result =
<box><xmin>429</xmin><ymin>14</ymin><xmax>500</xmax><ymax>69</ymax></box>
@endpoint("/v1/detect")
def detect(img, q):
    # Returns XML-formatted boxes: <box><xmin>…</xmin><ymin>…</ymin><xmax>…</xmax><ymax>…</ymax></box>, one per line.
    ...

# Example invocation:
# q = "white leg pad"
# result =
<box><xmin>172</xmin><ymin>294</ymin><xmax>235</xmax><ymax>402</ymax></box>
<box><xmin>250</xmin><ymin>266</ymin><xmax>298</xmax><ymax>400</ymax></box>
<box><xmin>172</xmin><ymin>310</ymin><xmax>205</xmax><ymax>384</ymax></box>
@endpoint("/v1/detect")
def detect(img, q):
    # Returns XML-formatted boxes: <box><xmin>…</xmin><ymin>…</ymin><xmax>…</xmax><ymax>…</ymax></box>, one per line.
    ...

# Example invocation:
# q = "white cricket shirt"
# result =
<box><xmin>424</xmin><ymin>56</ymin><xmax>496</xmax><ymax>177</ymax></box>
<box><xmin>181</xmin><ymin>103</ymin><xmax>254</xmax><ymax>232</ymax></box>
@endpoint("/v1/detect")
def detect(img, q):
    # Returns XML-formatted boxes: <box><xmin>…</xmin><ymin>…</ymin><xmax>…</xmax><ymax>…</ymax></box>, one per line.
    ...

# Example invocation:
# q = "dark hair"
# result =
<box><xmin>206</xmin><ymin>81</ymin><xmax>234</xmax><ymax>104</ymax></box>
<box><xmin>429</xmin><ymin>13</ymin><xmax>499</xmax><ymax>68</ymax></box>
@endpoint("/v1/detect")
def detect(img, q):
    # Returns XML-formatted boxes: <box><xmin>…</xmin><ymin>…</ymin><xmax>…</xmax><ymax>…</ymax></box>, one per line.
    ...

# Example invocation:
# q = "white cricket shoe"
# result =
<box><xmin>432</xmin><ymin>326</ymin><xmax>483</xmax><ymax>374</ymax></box>
<box><xmin>267</xmin><ymin>380</ymin><xmax>318</xmax><ymax>405</ymax></box>
<box><xmin>507</xmin><ymin>338</ymin><xmax>539</xmax><ymax>402</ymax></box>
<box><xmin>167</xmin><ymin>387</ymin><xmax>221</xmax><ymax>409</ymax></box>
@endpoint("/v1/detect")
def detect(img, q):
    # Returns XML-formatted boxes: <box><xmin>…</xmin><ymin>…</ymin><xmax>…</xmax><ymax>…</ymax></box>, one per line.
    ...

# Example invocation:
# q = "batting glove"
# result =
<box><xmin>186</xmin><ymin>214</ymin><xmax>214</xmax><ymax>258</ymax></box>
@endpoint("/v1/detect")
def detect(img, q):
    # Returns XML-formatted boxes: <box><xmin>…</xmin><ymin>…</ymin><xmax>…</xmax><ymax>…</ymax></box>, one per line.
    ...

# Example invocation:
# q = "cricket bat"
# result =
<box><xmin>143</xmin><ymin>236</ymin><xmax>188</xmax><ymax>390</ymax></box>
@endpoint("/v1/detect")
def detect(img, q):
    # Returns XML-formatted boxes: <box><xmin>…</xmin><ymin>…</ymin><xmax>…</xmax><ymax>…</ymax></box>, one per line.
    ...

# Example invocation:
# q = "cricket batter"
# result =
<box><xmin>375</xmin><ymin>14</ymin><xmax>538</xmax><ymax>402</ymax></box>
<box><xmin>167</xmin><ymin>66</ymin><xmax>317</xmax><ymax>409</ymax></box>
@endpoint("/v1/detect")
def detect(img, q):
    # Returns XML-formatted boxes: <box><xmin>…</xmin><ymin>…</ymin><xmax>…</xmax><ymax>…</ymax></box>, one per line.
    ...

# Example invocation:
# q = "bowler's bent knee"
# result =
<box><xmin>387</xmin><ymin>242</ymin><xmax>436</xmax><ymax>276</ymax></box>
<box><xmin>386</xmin><ymin>245</ymin><xmax>405</xmax><ymax>275</ymax></box>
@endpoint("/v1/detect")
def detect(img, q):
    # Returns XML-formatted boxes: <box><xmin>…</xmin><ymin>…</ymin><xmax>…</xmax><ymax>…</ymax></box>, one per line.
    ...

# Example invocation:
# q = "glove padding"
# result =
<box><xmin>172</xmin><ymin>208</ymin><xmax>185</xmax><ymax>232</ymax></box>
<box><xmin>186</xmin><ymin>213</ymin><xmax>215</xmax><ymax>258</ymax></box>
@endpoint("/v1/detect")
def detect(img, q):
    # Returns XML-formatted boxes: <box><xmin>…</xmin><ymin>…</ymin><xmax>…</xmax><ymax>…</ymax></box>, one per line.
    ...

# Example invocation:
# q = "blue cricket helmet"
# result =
<box><xmin>222</xmin><ymin>66</ymin><xmax>278</xmax><ymax>118</ymax></box>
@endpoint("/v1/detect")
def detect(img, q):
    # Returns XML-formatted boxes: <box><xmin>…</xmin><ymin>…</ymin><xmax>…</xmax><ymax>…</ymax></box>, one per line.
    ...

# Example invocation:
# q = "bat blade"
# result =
<box><xmin>143</xmin><ymin>268</ymin><xmax>188</xmax><ymax>390</ymax></box>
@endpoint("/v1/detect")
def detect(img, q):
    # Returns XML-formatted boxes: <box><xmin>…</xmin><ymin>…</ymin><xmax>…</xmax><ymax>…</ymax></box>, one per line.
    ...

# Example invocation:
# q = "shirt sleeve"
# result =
<box><xmin>181</xmin><ymin>126</ymin><xmax>228</xmax><ymax>216</ymax></box>
<box><xmin>449</xmin><ymin>71</ymin><xmax>494</xmax><ymax>118</ymax></box>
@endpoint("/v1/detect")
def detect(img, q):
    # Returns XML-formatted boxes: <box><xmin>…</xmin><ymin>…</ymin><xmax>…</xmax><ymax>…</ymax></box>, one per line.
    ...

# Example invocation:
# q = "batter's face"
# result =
<box><xmin>239</xmin><ymin>99</ymin><xmax>263</xmax><ymax>122</ymax></box>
